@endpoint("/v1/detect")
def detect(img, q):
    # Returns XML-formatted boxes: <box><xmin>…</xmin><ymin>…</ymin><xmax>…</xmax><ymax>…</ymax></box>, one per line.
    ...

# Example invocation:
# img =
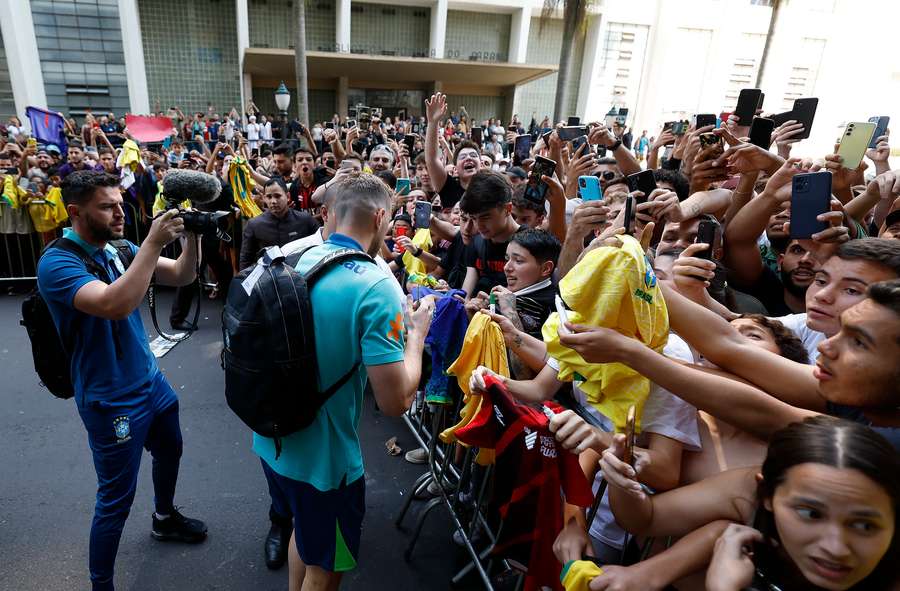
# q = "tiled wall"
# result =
<box><xmin>350</xmin><ymin>2</ymin><xmax>430</xmax><ymax>57</ymax></box>
<box><xmin>30</xmin><ymin>0</ymin><xmax>130</xmax><ymax>119</ymax></box>
<box><xmin>0</xmin><ymin>28</ymin><xmax>16</xmax><ymax>121</ymax></box>
<box><xmin>444</xmin><ymin>95</ymin><xmax>505</xmax><ymax>127</ymax></box>
<box><xmin>139</xmin><ymin>0</ymin><xmax>241</xmax><ymax>116</ymax></box>
<box><xmin>248</xmin><ymin>0</ymin><xmax>336</xmax><ymax>52</ymax></box>
<box><xmin>516</xmin><ymin>16</ymin><xmax>583</xmax><ymax>123</ymax></box>
<box><xmin>444</xmin><ymin>10</ymin><xmax>510</xmax><ymax>62</ymax></box>
<box><xmin>252</xmin><ymin>86</ymin><xmax>335</xmax><ymax>125</ymax></box>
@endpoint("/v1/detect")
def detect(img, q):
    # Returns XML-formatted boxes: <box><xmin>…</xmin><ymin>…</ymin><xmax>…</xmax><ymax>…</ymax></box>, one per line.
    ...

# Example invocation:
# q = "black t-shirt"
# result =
<box><xmin>437</xmin><ymin>175</ymin><xmax>464</xmax><ymax>210</ymax></box>
<box><xmin>439</xmin><ymin>232</ymin><xmax>469</xmax><ymax>290</ymax></box>
<box><xmin>732</xmin><ymin>266</ymin><xmax>792</xmax><ymax>316</ymax></box>
<box><xmin>514</xmin><ymin>281</ymin><xmax>556</xmax><ymax>339</ymax></box>
<box><xmin>466</xmin><ymin>228</ymin><xmax>522</xmax><ymax>295</ymax></box>
<box><xmin>826</xmin><ymin>402</ymin><xmax>900</xmax><ymax>452</ymax></box>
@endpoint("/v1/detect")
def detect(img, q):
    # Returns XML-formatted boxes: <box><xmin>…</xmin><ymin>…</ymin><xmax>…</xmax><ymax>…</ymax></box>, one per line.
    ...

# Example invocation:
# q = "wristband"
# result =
<box><xmin>609</xmin><ymin>139</ymin><xmax>622</xmax><ymax>152</ymax></box>
<box><xmin>414</xmin><ymin>246</ymin><xmax>423</xmax><ymax>257</ymax></box>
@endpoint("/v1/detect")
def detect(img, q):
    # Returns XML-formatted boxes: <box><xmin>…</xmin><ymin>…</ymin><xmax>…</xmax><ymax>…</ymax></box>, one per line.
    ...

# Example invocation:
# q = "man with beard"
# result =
<box><xmin>57</xmin><ymin>140</ymin><xmax>102</xmax><ymax>179</ymax></box>
<box><xmin>271</xmin><ymin>143</ymin><xmax>295</xmax><ymax>185</ymax></box>
<box><xmin>37</xmin><ymin>171</ymin><xmax>206</xmax><ymax>591</ymax></box>
<box><xmin>424</xmin><ymin>92</ymin><xmax>481</xmax><ymax>211</ymax></box>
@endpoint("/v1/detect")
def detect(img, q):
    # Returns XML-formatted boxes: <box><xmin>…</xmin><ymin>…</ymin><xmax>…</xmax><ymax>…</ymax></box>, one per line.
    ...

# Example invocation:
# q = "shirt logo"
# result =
<box><xmin>524</xmin><ymin>427</ymin><xmax>537</xmax><ymax>450</ymax></box>
<box><xmin>643</xmin><ymin>255</ymin><xmax>658</xmax><ymax>289</ymax></box>
<box><xmin>539</xmin><ymin>434</ymin><xmax>558</xmax><ymax>458</ymax></box>
<box><xmin>387</xmin><ymin>312</ymin><xmax>403</xmax><ymax>342</ymax></box>
<box><xmin>113</xmin><ymin>415</ymin><xmax>131</xmax><ymax>443</ymax></box>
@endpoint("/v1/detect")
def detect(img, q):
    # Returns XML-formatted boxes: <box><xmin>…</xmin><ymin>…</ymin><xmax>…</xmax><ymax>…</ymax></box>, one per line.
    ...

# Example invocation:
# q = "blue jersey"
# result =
<box><xmin>37</xmin><ymin>228</ymin><xmax>159</xmax><ymax>407</ymax></box>
<box><xmin>253</xmin><ymin>233</ymin><xmax>405</xmax><ymax>491</ymax></box>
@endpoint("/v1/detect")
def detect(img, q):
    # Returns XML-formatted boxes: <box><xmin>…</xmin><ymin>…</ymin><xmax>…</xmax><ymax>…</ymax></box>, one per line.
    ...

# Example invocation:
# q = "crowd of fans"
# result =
<box><xmin>7</xmin><ymin>84</ymin><xmax>900</xmax><ymax>591</ymax></box>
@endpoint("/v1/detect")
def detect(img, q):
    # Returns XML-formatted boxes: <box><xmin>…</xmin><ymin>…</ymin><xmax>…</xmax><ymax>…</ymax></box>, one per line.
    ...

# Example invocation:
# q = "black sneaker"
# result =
<box><xmin>151</xmin><ymin>508</ymin><xmax>208</xmax><ymax>543</ymax></box>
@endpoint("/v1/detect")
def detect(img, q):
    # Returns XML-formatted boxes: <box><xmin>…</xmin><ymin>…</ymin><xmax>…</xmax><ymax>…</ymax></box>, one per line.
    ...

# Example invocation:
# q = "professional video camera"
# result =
<box><xmin>160</xmin><ymin>169</ymin><xmax>231</xmax><ymax>239</ymax></box>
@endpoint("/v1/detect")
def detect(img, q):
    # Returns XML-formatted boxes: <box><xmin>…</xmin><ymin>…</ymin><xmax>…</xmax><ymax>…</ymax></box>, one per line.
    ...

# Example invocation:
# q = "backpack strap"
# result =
<box><xmin>302</xmin><ymin>247</ymin><xmax>375</xmax><ymax>286</ymax></box>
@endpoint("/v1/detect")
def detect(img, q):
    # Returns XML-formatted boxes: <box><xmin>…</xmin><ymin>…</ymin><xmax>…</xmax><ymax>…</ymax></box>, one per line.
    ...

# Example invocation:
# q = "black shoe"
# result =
<box><xmin>170</xmin><ymin>320</ymin><xmax>198</xmax><ymax>332</ymax></box>
<box><xmin>151</xmin><ymin>508</ymin><xmax>207</xmax><ymax>543</ymax></box>
<box><xmin>264</xmin><ymin>520</ymin><xmax>292</xmax><ymax>570</ymax></box>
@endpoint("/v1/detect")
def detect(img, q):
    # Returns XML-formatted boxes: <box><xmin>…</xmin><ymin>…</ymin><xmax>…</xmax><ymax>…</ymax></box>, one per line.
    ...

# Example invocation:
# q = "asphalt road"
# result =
<box><xmin>0</xmin><ymin>289</ymin><xmax>474</xmax><ymax>591</ymax></box>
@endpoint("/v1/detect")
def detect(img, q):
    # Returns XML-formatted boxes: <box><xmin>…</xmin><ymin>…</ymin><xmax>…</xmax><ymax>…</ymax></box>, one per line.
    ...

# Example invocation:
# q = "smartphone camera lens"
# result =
<box><xmin>579</xmin><ymin>178</ymin><xmax>585</xmax><ymax>188</ymax></box>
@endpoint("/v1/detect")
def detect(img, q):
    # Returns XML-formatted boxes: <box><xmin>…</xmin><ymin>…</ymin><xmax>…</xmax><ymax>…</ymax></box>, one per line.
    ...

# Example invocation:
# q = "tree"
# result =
<box><xmin>541</xmin><ymin>0</ymin><xmax>590</xmax><ymax>123</ymax></box>
<box><xmin>294</xmin><ymin>0</ymin><xmax>309</xmax><ymax>125</ymax></box>
<box><xmin>755</xmin><ymin>0</ymin><xmax>782</xmax><ymax>88</ymax></box>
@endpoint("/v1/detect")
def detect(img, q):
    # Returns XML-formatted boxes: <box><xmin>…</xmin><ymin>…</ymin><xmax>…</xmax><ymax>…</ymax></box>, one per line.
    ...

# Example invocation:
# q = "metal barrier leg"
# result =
<box><xmin>395</xmin><ymin>472</ymin><xmax>434</xmax><ymax>528</ymax></box>
<box><xmin>403</xmin><ymin>496</ymin><xmax>443</xmax><ymax>561</ymax></box>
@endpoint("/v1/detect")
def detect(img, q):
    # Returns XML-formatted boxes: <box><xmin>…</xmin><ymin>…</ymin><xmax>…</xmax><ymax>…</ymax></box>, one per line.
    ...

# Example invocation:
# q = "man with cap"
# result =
<box><xmin>506</xmin><ymin>166</ymin><xmax>527</xmax><ymax>188</ymax></box>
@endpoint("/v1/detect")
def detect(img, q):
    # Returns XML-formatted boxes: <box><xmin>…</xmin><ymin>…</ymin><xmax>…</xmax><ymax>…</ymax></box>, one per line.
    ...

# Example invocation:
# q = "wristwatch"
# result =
<box><xmin>609</xmin><ymin>139</ymin><xmax>622</xmax><ymax>152</ymax></box>
<box><xmin>413</xmin><ymin>246</ymin><xmax>423</xmax><ymax>257</ymax></box>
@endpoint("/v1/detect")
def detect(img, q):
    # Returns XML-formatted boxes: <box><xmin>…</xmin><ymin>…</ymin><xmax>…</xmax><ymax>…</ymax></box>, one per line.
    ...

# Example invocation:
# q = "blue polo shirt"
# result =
<box><xmin>253</xmin><ymin>233</ymin><xmax>406</xmax><ymax>491</ymax></box>
<box><xmin>37</xmin><ymin>228</ymin><xmax>158</xmax><ymax>407</ymax></box>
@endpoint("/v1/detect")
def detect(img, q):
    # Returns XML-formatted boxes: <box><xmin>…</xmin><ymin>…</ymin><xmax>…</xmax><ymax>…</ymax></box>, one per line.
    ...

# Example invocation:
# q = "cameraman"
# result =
<box><xmin>37</xmin><ymin>171</ymin><xmax>207</xmax><ymax>591</ymax></box>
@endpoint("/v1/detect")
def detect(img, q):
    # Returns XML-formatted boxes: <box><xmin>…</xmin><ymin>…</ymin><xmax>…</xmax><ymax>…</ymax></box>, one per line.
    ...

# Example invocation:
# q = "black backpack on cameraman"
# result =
<box><xmin>222</xmin><ymin>244</ymin><xmax>374</xmax><ymax>457</ymax></box>
<box><xmin>20</xmin><ymin>237</ymin><xmax>135</xmax><ymax>400</ymax></box>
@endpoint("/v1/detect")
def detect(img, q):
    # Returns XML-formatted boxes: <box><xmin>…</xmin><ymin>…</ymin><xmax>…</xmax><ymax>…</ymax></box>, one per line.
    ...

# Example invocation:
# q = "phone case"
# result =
<box><xmin>414</xmin><ymin>201</ymin><xmax>432</xmax><ymax>228</ymax></box>
<box><xmin>790</xmin><ymin>172</ymin><xmax>831</xmax><ymax>239</ymax></box>
<box><xmin>696</xmin><ymin>219</ymin><xmax>723</xmax><ymax>260</ymax></box>
<box><xmin>868</xmin><ymin>116</ymin><xmax>889</xmax><ymax>149</ymax></box>
<box><xmin>396</xmin><ymin>178</ymin><xmax>411</xmax><ymax>196</ymax></box>
<box><xmin>837</xmin><ymin>122</ymin><xmax>876</xmax><ymax>169</ymax></box>
<box><xmin>792</xmin><ymin>98</ymin><xmax>818</xmax><ymax>139</ymax></box>
<box><xmin>578</xmin><ymin>176</ymin><xmax>602</xmax><ymax>201</ymax></box>
<box><xmin>623</xmin><ymin>195</ymin><xmax>636</xmax><ymax>234</ymax></box>
<box><xmin>748</xmin><ymin>117</ymin><xmax>775</xmax><ymax>148</ymax></box>
<box><xmin>734</xmin><ymin>89</ymin><xmax>762</xmax><ymax>123</ymax></box>
<box><xmin>626</xmin><ymin>170</ymin><xmax>656</xmax><ymax>200</ymax></box>
<box><xmin>525</xmin><ymin>157</ymin><xmax>556</xmax><ymax>201</ymax></box>
<box><xmin>514</xmin><ymin>135</ymin><xmax>531</xmax><ymax>164</ymax></box>
<box><xmin>572</xmin><ymin>135</ymin><xmax>589</xmax><ymax>155</ymax></box>
<box><xmin>695</xmin><ymin>114</ymin><xmax>716</xmax><ymax>129</ymax></box>
<box><xmin>558</xmin><ymin>126</ymin><xmax>588</xmax><ymax>142</ymax></box>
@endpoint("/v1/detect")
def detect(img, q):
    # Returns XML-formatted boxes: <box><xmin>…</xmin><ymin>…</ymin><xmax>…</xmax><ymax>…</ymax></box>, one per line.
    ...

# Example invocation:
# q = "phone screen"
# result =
<box><xmin>525</xmin><ymin>156</ymin><xmax>556</xmax><ymax>202</ymax></box>
<box><xmin>626</xmin><ymin>170</ymin><xmax>656</xmax><ymax>201</ymax></box>
<box><xmin>558</xmin><ymin>126</ymin><xmax>589</xmax><ymax>142</ymax></box>
<box><xmin>471</xmin><ymin>127</ymin><xmax>482</xmax><ymax>145</ymax></box>
<box><xmin>514</xmin><ymin>134</ymin><xmax>532</xmax><ymax>166</ymax></box>
<box><xmin>396</xmin><ymin>178</ymin><xmax>411</xmax><ymax>196</ymax></box>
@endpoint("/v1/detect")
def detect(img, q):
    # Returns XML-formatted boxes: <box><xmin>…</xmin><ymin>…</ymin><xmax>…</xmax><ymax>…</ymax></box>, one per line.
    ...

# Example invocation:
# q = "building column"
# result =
<box><xmin>336</xmin><ymin>0</ymin><xmax>351</xmax><ymax>53</ymax></box>
<box><xmin>336</xmin><ymin>76</ymin><xmax>348</xmax><ymax>118</ymax></box>
<box><xmin>117</xmin><ymin>0</ymin><xmax>150</xmax><ymax>114</ymax></box>
<box><xmin>508</xmin><ymin>6</ymin><xmax>530</xmax><ymax>64</ymax></box>
<box><xmin>430</xmin><ymin>0</ymin><xmax>447</xmax><ymax>59</ymax></box>
<box><xmin>575</xmin><ymin>13</ymin><xmax>604</xmax><ymax>121</ymax></box>
<box><xmin>503</xmin><ymin>85</ymin><xmax>516</xmax><ymax>123</ymax></box>
<box><xmin>0</xmin><ymin>1</ymin><xmax>46</xmax><ymax>121</ymax></box>
<box><xmin>236</xmin><ymin>0</ymin><xmax>250</xmax><ymax>118</ymax></box>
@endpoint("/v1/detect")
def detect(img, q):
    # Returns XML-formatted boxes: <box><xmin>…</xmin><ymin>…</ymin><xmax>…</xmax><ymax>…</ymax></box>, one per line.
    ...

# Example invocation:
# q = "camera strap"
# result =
<box><xmin>147</xmin><ymin>255</ymin><xmax>202</xmax><ymax>343</ymax></box>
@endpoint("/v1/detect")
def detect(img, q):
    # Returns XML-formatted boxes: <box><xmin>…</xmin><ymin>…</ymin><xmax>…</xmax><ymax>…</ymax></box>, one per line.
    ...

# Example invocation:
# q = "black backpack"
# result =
<box><xmin>20</xmin><ymin>237</ymin><xmax>135</xmax><ymax>400</ymax></box>
<box><xmin>222</xmin><ymin>244</ymin><xmax>374</xmax><ymax>456</ymax></box>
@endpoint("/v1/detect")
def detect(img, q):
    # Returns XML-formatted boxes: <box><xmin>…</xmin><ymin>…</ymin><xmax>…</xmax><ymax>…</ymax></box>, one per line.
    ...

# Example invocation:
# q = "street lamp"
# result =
<box><xmin>275</xmin><ymin>81</ymin><xmax>291</xmax><ymax>141</ymax></box>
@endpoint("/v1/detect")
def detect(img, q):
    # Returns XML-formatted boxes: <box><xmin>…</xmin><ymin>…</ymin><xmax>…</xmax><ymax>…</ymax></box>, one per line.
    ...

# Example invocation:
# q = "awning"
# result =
<box><xmin>243</xmin><ymin>49</ymin><xmax>557</xmax><ymax>95</ymax></box>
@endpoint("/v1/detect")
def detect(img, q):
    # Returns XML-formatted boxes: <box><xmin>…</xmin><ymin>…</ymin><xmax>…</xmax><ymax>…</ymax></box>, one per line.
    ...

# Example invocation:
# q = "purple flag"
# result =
<box><xmin>25</xmin><ymin>106</ymin><xmax>68</xmax><ymax>154</ymax></box>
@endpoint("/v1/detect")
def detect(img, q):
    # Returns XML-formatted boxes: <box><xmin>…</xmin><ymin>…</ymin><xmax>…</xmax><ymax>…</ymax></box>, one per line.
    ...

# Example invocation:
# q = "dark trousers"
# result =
<box><xmin>170</xmin><ymin>234</ymin><xmax>233</xmax><ymax>325</ymax></box>
<box><xmin>261</xmin><ymin>457</ymin><xmax>293</xmax><ymax>525</ymax></box>
<box><xmin>77</xmin><ymin>372</ymin><xmax>182</xmax><ymax>591</ymax></box>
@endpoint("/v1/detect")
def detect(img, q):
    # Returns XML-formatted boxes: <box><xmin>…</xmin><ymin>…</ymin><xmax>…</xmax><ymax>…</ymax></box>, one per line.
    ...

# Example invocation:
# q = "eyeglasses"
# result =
<box><xmin>597</xmin><ymin>170</ymin><xmax>617</xmax><ymax>181</ymax></box>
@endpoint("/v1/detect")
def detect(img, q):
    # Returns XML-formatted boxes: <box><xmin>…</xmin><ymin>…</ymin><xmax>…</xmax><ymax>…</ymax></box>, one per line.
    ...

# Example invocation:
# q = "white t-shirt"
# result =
<box><xmin>774</xmin><ymin>312</ymin><xmax>823</xmax><ymax>363</ymax></box>
<box><xmin>260</xmin><ymin>121</ymin><xmax>272</xmax><ymax>141</ymax></box>
<box><xmin>549</xmin><ymin>333</ymin><xmax>701</xmax><ymax>550</ymax></box>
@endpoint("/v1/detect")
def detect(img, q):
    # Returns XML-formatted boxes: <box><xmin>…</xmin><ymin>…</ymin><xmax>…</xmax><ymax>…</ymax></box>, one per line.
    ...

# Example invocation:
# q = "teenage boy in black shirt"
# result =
<box><xmin>459</xmin><ymin>170</ymin><xmax>521</xmax><ymax>296</ymax></box>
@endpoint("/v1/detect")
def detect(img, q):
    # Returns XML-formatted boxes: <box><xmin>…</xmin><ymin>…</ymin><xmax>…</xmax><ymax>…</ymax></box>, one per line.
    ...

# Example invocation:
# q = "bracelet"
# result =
<box><xmin>414</xmin><ymin>246</ymin><xmax>423</xmax><ymax>257</ymax></box>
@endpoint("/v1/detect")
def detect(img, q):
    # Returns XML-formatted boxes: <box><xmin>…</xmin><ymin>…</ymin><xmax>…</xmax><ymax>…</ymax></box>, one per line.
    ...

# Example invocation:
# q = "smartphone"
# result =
<box><xmin>867</xmin><ymin>116</ymin><xmax>889</xmax><ymax>149</ymax></box>
<box><xmin>567</xmin><ymin>116</ymin><xmax>581</xmax><ymax>126</ymax></box>
<box><xmin>837</xmin><ymin>121</ymin><xmax>876</xmax><ymax>170</ymax></box>
<box><xmin>471</xmin><ymin>127</ymin><xmax>482</xmax><ymax>146</ymax></box>
<box><xmin>558</xmin><ymin>125</ymin><xmax>589</xmax><ymax>142</ymax></box>
<box><xmin>404</xmin><ymin>133</ymin><xmax>417</xmax><ymax>154</ymax></box>
<box><xmin>699</xmin><ymin>132</ymin><xmax>721</xmax><ymax>150</ymax></box>
<box><xmin>626</xmin><ymin>170</ymin><xmax>656</xmax><ymax>202</ymax></box>
<box><xmin>748</xmin><ymin>117</ymin><xmax>775</xmax><ymax>149</ymax></box>
<box><xmin>672</xmin><ymin>120</ymin><xmax>689</xmax><ymax>136</ymax></box>
<box><xmin>733</xmin><ymin>88</ymin><xmax>762</xmax><ymax>124</ymax></box>
<box><xmin>513</xmin><ymin>134</ymin><xmax>532</xmax><ymax>166</ymax></box>
<box><xmin>414</xmin><ymin>200</ymin><xmax>432</xmax><ymax>229</ymax></box>
<box><xmin>623</xmin><ymin>195</ymin><xmax>637</xmax><ymax>235</ymax></box>
<box><xmin>325</xmin><ymin>122</ymin><xmax>334</xmax><ymax>130</ymax></box>
<box><xmin>572</xmin><ymin>135</ymin><xmax>589</xmax><ymax>155</ymax></box>
<box><xmin>346</xmin><ymin>119</ymin><xmax>357</xmax><ymax>129</ymax></box>
<box><xmin>555</xmin><ymin>295</ymin><xmax>571</xmax><ymax>335</ymax></box>
<box><xmin>616</xmin><ymin>108</ymin><xmax>629</xmax><ymax>125</ymax></box>
<box><xmin>578</xmin><ymin>175</ymin><xmax>602</xmax><ymax>201</ymax></box>
<box><xmin>540</xmin><ymin>130</ymin><xmax>553</xmax><ymax>146</ymax></box>
<box><xmin>790</xmin><ymin>171</ymin><xmax>832</xmax><ymax>239</ymax></box>
<box><xmin>694</xmin><ymin>113</ymin><xmax>717</xmax><ymax>129</ymax></box>
<box><xmin>696</xmin><ymin>218</ymin><xmax>723</xmax><ymax>261</ymax></box>
<box><xmin>524</xmin><ymin>155</ymin><xmax>557</xmax><ymax>202</ymax></box>
<box><xmin>623</xmin><ymin>405</ymin><xmax>636</xmax><ymax>466</ymax></box>
<box><xmin>394</xmin><ymin>224</ymin><xmax>408</xmax><ymax>253</ymax></box>
<box><xmin>791</xmin><ymin>97</ymin><xmax>818</xmax><ymax>139</ymax></box>
<box><xmin>396</xmin><ymin>177</ymin><xmax>411</xmax><ymax>196</ymax></box>
<box><xmin>663</xmin><ymin>121</ymin><xmax>675</xmax><ymax>132</ymax></box>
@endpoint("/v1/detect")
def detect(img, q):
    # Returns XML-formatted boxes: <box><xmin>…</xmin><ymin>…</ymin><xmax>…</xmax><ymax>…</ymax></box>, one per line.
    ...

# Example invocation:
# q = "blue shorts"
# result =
<box><xmin>261</xmin><ymin>460</ymin><xmax>365</xmax><ymax>572</ymax></box>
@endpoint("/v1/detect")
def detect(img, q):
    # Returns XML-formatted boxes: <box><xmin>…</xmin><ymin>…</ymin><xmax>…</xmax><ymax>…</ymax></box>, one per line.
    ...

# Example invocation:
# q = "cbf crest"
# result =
<box><xmin>113</xmin><ymin>415</ymin><xmax>131</xmax><ymax>443</ymax></box>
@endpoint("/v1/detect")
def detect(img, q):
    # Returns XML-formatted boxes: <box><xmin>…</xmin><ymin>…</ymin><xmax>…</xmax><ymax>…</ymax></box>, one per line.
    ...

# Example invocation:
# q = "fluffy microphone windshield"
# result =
<box><xmin>162</xmin><ymin>169</ymin><xmax>222</xmax><ymax>206</ymax></box>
